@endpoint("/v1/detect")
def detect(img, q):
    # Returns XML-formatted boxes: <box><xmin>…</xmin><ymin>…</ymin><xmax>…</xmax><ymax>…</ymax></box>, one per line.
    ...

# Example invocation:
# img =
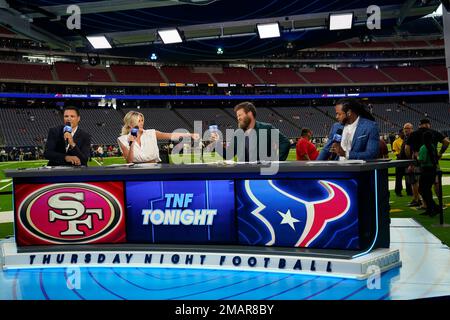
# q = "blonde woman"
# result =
<box><xmin>118</xmin><ymin>111</ymin><xmax>198</xmax><ymax>163</ymax></box>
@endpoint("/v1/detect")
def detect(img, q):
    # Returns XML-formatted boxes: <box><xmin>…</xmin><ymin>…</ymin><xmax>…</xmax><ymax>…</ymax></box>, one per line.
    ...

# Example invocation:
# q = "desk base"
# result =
<box><xmin>1</xmin><ymin>239</ymin><xmax>401</xmax><ymax>280</ymax></box>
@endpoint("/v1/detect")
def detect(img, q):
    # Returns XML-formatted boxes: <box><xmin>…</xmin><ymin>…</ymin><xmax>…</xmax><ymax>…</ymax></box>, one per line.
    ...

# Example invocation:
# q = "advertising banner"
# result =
<box><xmin>14</xmin><ymin>182</ymin><xmax>126</xmax><ymax>245</ymax></box>
<box><xmin>126</xmin><ymin>180</ymin><xmax>236</xmax><ymax>244</ymax></box>
<box><xmin>236</xmin><ymin>179</ymin><xmax>359</xmax><ymax>249</ymax></box>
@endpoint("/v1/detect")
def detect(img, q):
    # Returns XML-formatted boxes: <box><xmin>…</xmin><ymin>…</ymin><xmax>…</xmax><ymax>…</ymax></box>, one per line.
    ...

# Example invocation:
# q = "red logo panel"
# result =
<box><xmin>14</xmin><ymin>182</ymin><xmax>126</xmax><ymax>246</ymax></box>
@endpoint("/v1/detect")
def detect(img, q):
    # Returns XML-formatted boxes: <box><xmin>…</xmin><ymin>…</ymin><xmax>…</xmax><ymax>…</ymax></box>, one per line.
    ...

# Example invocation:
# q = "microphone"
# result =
<box><xmin>209</xmin><ymin>124</ymin><xmax>218</xmax><ymax>139</ymax></box>
<box><xmin>328</xmin><ymin>128</ymin><xmax>343</xmax><ymax>160</ymax></box>
<box><xmin>129</xmin><ymin>126</ymin><xmax>138</xmax><ymax>147</ymax></box>
<box><xmin>63</xmin><ymin>122</ymin><xmax>72</xmax><ymax>150</ymax></box>
<box><xmin>333</xmin><ymin>128</ymin><xmax>343</xmax><ymax>143</ymax></box>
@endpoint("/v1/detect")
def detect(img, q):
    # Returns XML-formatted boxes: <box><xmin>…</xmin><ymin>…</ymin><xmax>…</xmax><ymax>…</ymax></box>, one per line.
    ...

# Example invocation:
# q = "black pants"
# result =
<box><xmin>394</xmin><ymin>167</ymin><xmax>402</xmax><ymax>194</ymax></box>
<box><xmin>395</xmin><ymin>167</ymin><xmax>412</xmax><ymax>195</ymax></box>
<box><xmin>419</xmin><ymin>167</ymin><xmax>437</xmax><ymax>214</ymax></box>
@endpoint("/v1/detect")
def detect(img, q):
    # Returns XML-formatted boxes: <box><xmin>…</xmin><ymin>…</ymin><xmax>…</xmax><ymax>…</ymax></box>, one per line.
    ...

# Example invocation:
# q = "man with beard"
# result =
<box><xmin>211</xmin><ymin>101</ymin><xmax>290</xmax><ymax>162</ymax></box>
<box><xmin>329</xmin><ymin>98</ymin><xmax>380</xmax><ymax>160</ymax></box>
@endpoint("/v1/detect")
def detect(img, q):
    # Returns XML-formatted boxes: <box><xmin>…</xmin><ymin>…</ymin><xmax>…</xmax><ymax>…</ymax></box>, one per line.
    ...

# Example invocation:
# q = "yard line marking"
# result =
<box><xmin>433</xmin><ymin>195</ymin><xmax>450</xmax><ymax>199</ymax></box>
<box><xmin>0</xmin><ymin>211</ymin><xmax>13</xmax><ymax>223</ymax></box>
<box><xmin>0</xmin><ymin>160</ymin><xmax>47</xmax><ymax>165</ymax></box>
<box><xmin>0</xmin><ymin>182</ymin><xmax>12</xmax><ymax>191</ymax></box>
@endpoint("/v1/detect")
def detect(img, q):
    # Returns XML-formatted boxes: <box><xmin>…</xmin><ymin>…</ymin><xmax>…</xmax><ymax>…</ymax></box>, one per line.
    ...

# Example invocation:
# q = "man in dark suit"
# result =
<box><xmin>212</xmin><ymin>101</ymin><xmax>290</xmax><ymax>162</ymax></box>
<box><xmin>329</xmin><ymin>98</ymin><xmax>380</xmax><ymax>160</ymax></box>
<box><xmin>44</xmin><ymin>106</ymin><xmax>91</xmax><ymax>166</ymax></box>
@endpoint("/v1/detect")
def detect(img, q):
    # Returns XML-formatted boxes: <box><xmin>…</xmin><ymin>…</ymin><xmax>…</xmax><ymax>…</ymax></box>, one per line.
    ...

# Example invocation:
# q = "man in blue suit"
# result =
<box><xmin>328</xmin><ymin>98</ymin><xmax>380</xmax><ymax>160</ymax></box>
<box><xmin>317</xmin><ymin>104</ymin><xmax>345</xmax><ymax>160</ymax></box>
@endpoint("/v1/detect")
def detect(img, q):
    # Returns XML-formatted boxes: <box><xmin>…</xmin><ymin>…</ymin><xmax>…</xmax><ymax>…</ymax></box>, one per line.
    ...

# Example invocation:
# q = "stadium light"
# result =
<box><xmin>328</xmin><ymin>13</ymin><xmax>354</xmax><ymax>31</ymax></box>
<box><xmin>158</xmin><ymin>28</ymin><xmax>183</xmax><ymax>44</ymax></box>
<box><xmin>86</xmin><ymin>35</ymin><xmax>112</xmax><ymax>49</ymax></box>
<box><xmin>256</xmin><ymin>22</ymin><xmax>280</xmax><ymax>39</ymax></box>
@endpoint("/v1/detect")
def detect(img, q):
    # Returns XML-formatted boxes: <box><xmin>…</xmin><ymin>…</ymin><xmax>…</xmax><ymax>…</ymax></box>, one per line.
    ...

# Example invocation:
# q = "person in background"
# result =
<box><xmin>405</xmin><ymin>119</ymin><xmax>449</xmax><ymax>208</ymax></box>
<box><xmin>9</xmin><ymin>148</ymin><xmax>16</xmax><ymax>161</ymax></box>
<box><xmin>18</xmin><ymin>148</ymin><xmax>24</xmax><ymax>161</ymax></box>
<box><xmin>378</xmin><ymin>136</ymin><xmax>389</xmax><ymax>159</ymax></box>
<box><xmin>96</xmin><ymin>145</ymin><xmax>104</xmax><ymax>164</ymax></box>
<box><xmin>388</xmin><ymin>132</ymin><xmax>396</xmax><ymax>146</ymax></box>
<box><xmin>118</xmin><ymin>111</ymin><xmax>199</xmax><ymax>163</ymax></box>
<box><xmin>296</xmin><ymin>128</ymin><xmax>319</xmax><ymax>161</ymax></box>
<box><xmin>44</xmin><ymin>106</ymin><xmax>91</xmax><ymax>166</ymax></box>
<box><xmin>392</xmin><ymin>129</ymin><xmax>405</xmax><ymax>196</ymax></box>
<box><xmin>0</xmin><ymin>148</ymin><xmax>7</xmax><ymax>162</ymax></box>
<box><xmin>401</xmin><ymin>123</ymin><xmax>417</xmax><ymax>203</ymax></box>
<box><xmin>417</xmin><ymin>131</ymin><xmax>439</xmax><ymax>217</ymax></box>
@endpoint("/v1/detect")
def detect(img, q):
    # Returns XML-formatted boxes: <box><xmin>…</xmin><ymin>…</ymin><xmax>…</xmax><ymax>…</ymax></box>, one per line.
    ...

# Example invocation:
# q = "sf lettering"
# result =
<box><xmin>48</xmin><ymin>192</ymin><xmax>103</xmax><ymax>236</ymax></box>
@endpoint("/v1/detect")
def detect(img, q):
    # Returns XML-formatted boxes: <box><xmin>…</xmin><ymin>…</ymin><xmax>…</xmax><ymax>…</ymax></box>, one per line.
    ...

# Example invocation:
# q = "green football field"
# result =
<box><xmin>1</xmin><ymin>148</ymin><xmax>449</xmax><ymax>245</ymax></box>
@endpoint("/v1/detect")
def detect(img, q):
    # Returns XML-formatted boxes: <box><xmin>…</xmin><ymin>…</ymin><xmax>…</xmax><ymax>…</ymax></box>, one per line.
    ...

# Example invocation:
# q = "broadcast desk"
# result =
<box><xmin>1</xmin><ymin>160</ymin><xmax>412</xmax><ymax>279</ymax></box>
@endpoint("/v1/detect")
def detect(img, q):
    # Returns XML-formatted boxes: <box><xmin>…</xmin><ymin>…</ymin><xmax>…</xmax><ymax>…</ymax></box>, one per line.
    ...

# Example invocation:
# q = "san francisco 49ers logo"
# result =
<box><xmin>17</xmin><ymin>183</ymin><xmax>124</xmax><ymax>244</ymax></box>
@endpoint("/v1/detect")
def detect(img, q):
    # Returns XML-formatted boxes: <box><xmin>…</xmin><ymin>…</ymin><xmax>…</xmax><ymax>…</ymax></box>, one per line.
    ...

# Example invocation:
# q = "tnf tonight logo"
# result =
<box><xmin>125</xmin><ymin>180</ymin><xmax>235</xmax><ymax>244</ymax></box>
<box><xmin>16</xmin><ymin>182</ymin><xmax>126</xmax><ymax>245</ymax></box>
<box><xmin>142</xmin><ymin>193</ymin><xmax>217</xmax><ymax>226</ymax></box>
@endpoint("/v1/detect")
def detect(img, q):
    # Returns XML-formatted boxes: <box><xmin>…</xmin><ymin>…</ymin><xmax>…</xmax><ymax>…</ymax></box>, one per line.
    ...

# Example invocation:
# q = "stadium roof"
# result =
<box><xmin>0</xmin><ymin>0</ymin><xmax>443</xmax><ymax>61</ymax></box>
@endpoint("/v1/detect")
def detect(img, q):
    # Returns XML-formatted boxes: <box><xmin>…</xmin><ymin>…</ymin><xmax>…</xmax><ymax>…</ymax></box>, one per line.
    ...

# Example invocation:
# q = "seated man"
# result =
<box><xmin>317</xmin><ymin>109</ymin><xmax>345</xmax><ymax>160</ymax></box>
<box><xmin>44</xmin><ymin>106</ymin><xmax>91</xmax><ymax>166</ymax></box>
<box><xmin>210</xmin><ymin>101</ymin><xmax>291</xmax><ymax>162</ymax></box>
<box><xmin>329</xmin><ymin>98</ymin><xmax>380</xmax><ymax>160</ymax></box>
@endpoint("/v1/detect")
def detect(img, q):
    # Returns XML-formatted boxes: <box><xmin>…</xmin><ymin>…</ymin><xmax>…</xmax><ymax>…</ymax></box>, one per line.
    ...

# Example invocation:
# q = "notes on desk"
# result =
<box><xmin>39</xmin><ymin>166</ymin><xmax>75</xmax><ymax>170</ymax></box>
<box><xmin>306</xmin><ymin>160</ymin><xmax>366</xmax><ymax>165</ymax></box>
<box><xmin>131</xmin><ymin>163</ymin><xmax>161</xmax><ymax>169</ymax></box>
<box><xmin>107</xmin><ymin>163</ymin><xmax>135</xmax><ymax>168</ymax></box>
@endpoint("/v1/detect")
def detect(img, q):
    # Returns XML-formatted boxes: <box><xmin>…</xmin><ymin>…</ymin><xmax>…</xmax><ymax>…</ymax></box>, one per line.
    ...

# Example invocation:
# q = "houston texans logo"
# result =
<box><xmin>243</xmin><ymin>179</ymin><xmax>350</xmax><ymax>247</ymax></box>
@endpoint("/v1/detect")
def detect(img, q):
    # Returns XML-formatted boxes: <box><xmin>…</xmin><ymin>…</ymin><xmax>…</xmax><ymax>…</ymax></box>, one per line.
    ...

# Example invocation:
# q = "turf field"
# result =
<box><xmin>0</xmin><ymin>149</ymin><xmax>449</xmax><ymax>244</ymax></box>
